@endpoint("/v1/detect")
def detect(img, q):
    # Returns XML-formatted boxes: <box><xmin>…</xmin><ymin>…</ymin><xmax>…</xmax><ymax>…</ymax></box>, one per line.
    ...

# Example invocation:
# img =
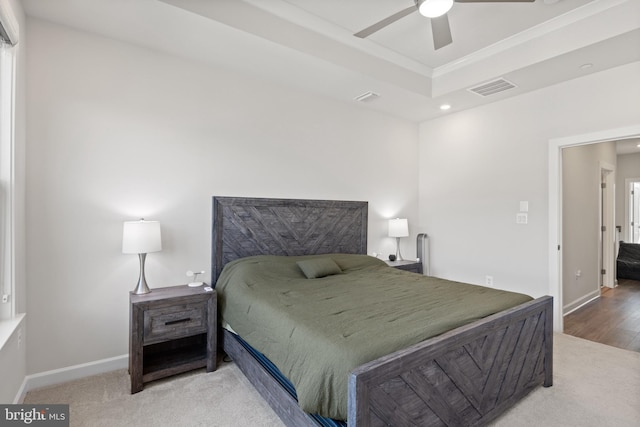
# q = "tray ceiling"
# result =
<box><xmin>22</xmin><ymin>0</ymin><xmax>640</xmax><ymax>122</ymax></box>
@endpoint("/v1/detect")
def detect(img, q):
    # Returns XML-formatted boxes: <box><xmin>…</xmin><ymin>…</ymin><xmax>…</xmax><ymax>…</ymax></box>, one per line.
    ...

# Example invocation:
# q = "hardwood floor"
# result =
<box><xmin>564</xmin><ymin>278</ymin><xmax>640</xmax><ymax>353</ymax></box>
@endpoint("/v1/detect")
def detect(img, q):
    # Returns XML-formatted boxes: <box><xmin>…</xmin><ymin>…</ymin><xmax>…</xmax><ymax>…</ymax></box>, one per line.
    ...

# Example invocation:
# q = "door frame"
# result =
<box><xmin>599</xmin><ymin>161</ymin><xmax>615</xmax><ymax>288</ymax></box>
<box><xmin>548</xmin><ymin>124</ymin><xmax>640</xmax><ymax>332</ymax></box>
<box><xmin>624</xmin><ymin>177</ymin><xmax>640</xmax><ymax>243</ymax></box>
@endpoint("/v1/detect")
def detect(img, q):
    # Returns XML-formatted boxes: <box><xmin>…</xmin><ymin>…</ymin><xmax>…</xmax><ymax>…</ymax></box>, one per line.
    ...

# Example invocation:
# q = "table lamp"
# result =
<box><xmin>388</xmin><ymin>218</ymin><xmax>409</xmax><ymax>261</ymax></box>
<box><xmin>123</xmin><ymin>219</ymin><xmax>162</xmax><ymax>294</ymax></box>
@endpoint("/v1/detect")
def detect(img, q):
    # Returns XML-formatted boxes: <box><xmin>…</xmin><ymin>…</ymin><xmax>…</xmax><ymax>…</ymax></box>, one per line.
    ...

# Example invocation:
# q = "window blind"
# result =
<box><xmin>0</xmin><ymin>1</ymin><xmax>18</xmax><ymax>46</ymax></box>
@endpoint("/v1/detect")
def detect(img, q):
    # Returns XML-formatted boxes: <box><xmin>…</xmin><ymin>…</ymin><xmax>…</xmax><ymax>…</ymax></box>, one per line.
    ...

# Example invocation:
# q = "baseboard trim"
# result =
<box><xmin>563</xmin><ymin>290</ymin><xmax>600</xmax><ymax>316</ymax></box>
<box><xmin>14</xmin><ymin>377</ymin><xmax>28</xmax><ymax>404</ymax></box>
<box><xmin>20</xmin><ymin>354</ymin><xmax>128</xmax><ymax>398</ymax></box>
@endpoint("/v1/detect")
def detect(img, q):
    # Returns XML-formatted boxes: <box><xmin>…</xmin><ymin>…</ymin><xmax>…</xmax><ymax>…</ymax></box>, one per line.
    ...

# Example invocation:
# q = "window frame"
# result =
<box><xmin>0</xmin><ymin>40</ymin><xmax>17</xmax><ymax>320</ymax></box>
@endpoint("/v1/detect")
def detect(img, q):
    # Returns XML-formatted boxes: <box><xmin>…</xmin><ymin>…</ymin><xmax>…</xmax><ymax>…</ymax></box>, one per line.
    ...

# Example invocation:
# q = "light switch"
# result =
<box><xmin>519</xmin><ymin>201</ymin><xmax>529</xmax><ymax>212</ymax></box>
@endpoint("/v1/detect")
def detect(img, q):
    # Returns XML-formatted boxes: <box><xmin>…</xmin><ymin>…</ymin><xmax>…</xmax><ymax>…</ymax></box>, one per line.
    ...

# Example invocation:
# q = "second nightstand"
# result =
<box><xmin>129</xmin><ymin>285</ymin><xmax>216</xmax><ymax>393</ymax></box>
<box><xmin>385</xmin><ymin>259</ymin><xmax>423</xmax><ymax>274</ymax></box>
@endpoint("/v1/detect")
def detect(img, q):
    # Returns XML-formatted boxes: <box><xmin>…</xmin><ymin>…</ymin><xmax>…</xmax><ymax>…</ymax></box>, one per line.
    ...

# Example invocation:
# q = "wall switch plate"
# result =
<box><xmin>519</xmin><ymin>201</ymin><xmax>529</xmax><ymax>212</ymax></box>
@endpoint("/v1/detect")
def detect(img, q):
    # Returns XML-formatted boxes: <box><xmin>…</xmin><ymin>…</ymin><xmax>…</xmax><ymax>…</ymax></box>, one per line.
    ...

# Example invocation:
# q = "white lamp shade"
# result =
<box><xmin>122</xmin><ymin>220</ymin><xmax>162</xmax><ymax>254</ymax></box>
<box><xmin>388</xmin><ymin>218</ymin><xmax>409</xmax><ymax>238</ymax></box>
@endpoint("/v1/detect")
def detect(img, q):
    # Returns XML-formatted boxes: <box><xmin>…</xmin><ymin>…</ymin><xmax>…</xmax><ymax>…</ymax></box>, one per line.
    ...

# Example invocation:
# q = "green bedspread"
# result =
<box><xmin>216</xmin><ymin>254</ymin><xmax>532</xmax><ymax>420</ymax></box>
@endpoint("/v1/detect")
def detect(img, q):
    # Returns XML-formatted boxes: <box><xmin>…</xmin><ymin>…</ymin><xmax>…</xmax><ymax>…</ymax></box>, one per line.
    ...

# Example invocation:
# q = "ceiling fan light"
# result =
<box><xmin>419</xmin><ymin>0</ymin><xmax>454</xmax><ymax>18</ymax></box>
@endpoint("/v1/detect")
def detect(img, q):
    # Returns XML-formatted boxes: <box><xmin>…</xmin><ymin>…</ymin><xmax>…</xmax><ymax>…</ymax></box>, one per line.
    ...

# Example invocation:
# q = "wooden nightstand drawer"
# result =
<box><xmin>143</xmin><ymin>302</ymin><xmax>208</xmax><ymax>344</ymax></box>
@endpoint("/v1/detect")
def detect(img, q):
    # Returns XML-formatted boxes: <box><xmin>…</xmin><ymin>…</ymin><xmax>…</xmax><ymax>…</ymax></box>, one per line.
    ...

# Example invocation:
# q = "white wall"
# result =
<box><xmin>25</xmin><ymin>19</ymin><xmax>419</xmax><ymax>374</ymax></box>
<box><xmin>562</xmin><ymin>142</ymin><xmax>616</xmax><ymax>312</ymax></box>
<box><xmin>418</xmin><ymin>61</ymin><xmax>640</xmax><ymax>300</ymax></box>
<box><xmin>0</xmin><ymin>0</ymin><xmax>27</xmax><ymax>404</ymax></box>
<box><xmin>616</xmin><ymin>152</ymin><xmax>640</xmax><ymax>242</ymax></box>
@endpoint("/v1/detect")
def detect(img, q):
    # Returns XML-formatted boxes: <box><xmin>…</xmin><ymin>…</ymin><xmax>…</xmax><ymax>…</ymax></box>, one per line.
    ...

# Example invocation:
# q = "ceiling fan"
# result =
<box><xmin>354</xmin><ymin>0</ymin><xmax>535</xmax><ymax>50</ymax></box>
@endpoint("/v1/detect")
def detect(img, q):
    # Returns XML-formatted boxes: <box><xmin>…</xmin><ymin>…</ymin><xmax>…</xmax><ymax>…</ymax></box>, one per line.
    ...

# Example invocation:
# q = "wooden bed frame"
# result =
<box><xmin>212</xmin><ymin>196</ymin><xmax>553</xmax><ymax>427</ymax></box>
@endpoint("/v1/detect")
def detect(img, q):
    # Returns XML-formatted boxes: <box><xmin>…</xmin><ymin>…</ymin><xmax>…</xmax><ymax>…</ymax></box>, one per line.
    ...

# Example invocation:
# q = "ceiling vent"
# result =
<box><xmin>354</xmin><ymin>91</ymin><xmax>380</xmax><ymax>103</ymax></box>
<box><xmin>468</xmin><ymin>78</ymin><xmax>516</xmax><ymax>97</ymax></box>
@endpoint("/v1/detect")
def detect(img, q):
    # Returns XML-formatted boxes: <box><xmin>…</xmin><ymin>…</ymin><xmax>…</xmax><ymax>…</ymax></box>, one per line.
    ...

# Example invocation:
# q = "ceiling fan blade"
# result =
<box><xmin>431</xmin><ymin>14</ymin><xmax>453</xmax><ymax>50</ymax></box>
<box><xmin>455</xmin><ymin>0</ymin><xmax>535</xmax><ymax>3</ymax></box>
<box><xmin>354</xmin><ymin>5</ymin><xmax>417</xmax><ymax>38</ymax></box>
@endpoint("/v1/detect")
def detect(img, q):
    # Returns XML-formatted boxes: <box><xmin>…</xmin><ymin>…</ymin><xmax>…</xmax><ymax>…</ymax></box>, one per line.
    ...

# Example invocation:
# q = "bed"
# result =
<box><xmin>211</xmin><ymin>196</ymin><xmax>553</xmax><ymax>427</ymax></box>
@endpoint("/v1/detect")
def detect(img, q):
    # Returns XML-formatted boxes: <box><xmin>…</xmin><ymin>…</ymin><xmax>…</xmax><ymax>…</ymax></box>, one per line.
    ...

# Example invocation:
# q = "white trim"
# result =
<box><xmin>20</xmin><ymin>354</ymin><xmax>128</xmax><ymax>397</ymax></box>
<box><xmin>433</xmin><ymin>0</ymin><xmax>628</xmax><ymax>77</ymax></box>
<box><xmin>0</xmin><ymin>42</ymin><xmax>16</xmax><ymax>319</ymax></box>
<box><xmin>562</xmin><ymin>289</ymin><xmax>600</xmax><ymax>317</ymax></box>
<box><xmin>624</xmin><ymin>177</ymin><xmax>640</xmax><ymax>243</ymax></box>
<box><xmin>14</xmin><ymin>376</ymin><xmax>27</xmax><ymax>404</ymax></box>
<box><xmin>548</xmin><ymin>135</ymin><xmax>563</xmax><ymax>331</ymax></box>
<box><xmin>0</xmin><ymin>311</ymin><xmax>23</xmax><ymax>352</ymax></box>
<box><xmin>599</xmin><ymin>161</ymin><xmax>616</xmax><ymax>288</ymax></box>
<box><xmin>241</xmin><ymin>0</ymin><xmax>434</xmax><ymax>77</ymax></box>
<box><xmin>548</xmin><ymin>124</ymin><xmax>640</xmax><ymax>332</ymax></box>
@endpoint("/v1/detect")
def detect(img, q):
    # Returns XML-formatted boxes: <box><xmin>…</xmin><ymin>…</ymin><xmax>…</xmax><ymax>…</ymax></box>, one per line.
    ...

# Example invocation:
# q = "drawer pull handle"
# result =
<box><xmin>165</xmin><ymin>318</ymin><xmax>191</xmax><ymax>326</ymax></box>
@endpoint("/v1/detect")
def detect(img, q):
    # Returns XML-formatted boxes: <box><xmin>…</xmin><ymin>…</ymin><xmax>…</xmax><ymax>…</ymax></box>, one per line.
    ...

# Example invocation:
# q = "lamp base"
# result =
<box><xmin>132</xmin><ymin>280</ymin><xmax>151</xmax><ymax>295</ymax></box>
<box><xmin>132</xmin><ymin>253</ymin><xmax>152</xmax><ymax>294</ymax></box>
<box><xmin>188</xmin><ymin>281</ymin><xmax>204</xmax><ymax>287</ymax></box>
<box><xmin>395</xmin><ymin>237</ymin><xmax>405</xmax><ymax>261</ymax></box>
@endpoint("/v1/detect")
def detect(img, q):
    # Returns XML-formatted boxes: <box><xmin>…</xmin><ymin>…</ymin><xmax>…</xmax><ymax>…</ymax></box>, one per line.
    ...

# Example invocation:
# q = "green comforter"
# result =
<box><xmin>216</xmin><ymin>254</ymin><xmax>532</xmax><ymax>420</ymax></box>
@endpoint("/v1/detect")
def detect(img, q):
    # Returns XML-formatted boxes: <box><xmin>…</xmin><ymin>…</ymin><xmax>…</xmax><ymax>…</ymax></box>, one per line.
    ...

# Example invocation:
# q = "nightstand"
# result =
<box><xmin>129</xmin><ymin>285</ymin><xmax>216</xmax><ymax>393</ymax></box>
<box><xmin>385</xmin><ymin>259</ymin><xmax>423</xmax><ymax>274</ymax></box>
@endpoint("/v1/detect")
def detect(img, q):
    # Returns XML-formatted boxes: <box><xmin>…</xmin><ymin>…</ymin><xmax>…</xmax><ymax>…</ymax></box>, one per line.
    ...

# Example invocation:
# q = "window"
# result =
<box><xmin>0</xmin><ymin>2</ymin><xmax>18</xmax><ymax>320</ymax></box>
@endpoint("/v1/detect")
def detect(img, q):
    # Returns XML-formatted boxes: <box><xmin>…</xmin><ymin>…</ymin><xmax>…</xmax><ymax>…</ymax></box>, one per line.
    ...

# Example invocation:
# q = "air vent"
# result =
<box><xmin>354</xmin><ymin>91</ymin><xmax>380</xmax><ymax>103</ymax></box>
<box><xmin>468</xmin><ymin>78</ymin><xmax>516</xmax><ymax>97</ymax></box>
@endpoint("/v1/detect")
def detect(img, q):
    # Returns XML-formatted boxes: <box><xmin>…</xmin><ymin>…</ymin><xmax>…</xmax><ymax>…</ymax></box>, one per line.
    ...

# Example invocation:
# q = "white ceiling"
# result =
<box><xmin>616</xmin><ymin>138</ymin><xmax>640</xmax><ymax>155</ymax></box>
<box><xmin>267</xmin><ymin>0</ymin><xmax>594</xmax><ymax>69</ymax></box>
<box><xmin>20</xmin><ymin>0</ymin><xmax>640</xmax><ymax>124</ymax></box>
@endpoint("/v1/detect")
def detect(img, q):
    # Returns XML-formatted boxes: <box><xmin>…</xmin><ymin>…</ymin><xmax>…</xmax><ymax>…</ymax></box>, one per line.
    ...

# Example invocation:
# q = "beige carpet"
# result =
<box><xmin>24</xmin><ymin>333</ymin><xmax>640</xmax><ymax>426</ymax></box>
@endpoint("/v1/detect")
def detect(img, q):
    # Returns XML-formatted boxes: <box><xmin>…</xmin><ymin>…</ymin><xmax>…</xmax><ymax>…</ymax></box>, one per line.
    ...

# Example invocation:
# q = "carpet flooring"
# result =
<box><xmin>24</xmin><ymin>333</ymin><xmax>640</xmax><ymax>426</ymax></box>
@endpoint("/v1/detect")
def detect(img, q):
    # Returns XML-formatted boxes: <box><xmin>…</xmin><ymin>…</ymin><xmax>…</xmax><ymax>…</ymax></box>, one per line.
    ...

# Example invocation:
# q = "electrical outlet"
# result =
<box><xmin>516</xmin><ymin>213</ymin><xmax>528</xmax><ymax>224</ymax></box>
<box><xmin>485</xmin><ymin>276</ymin><xmax>494</xmax><ymax>287</ymax></box>
<box><xmin>1</xmin><ymin>294</ymin><xmax>9</xmax><ymax>303</ymax></box>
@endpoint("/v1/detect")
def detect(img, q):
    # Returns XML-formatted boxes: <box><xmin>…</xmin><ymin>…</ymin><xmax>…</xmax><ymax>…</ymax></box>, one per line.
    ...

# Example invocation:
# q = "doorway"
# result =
<box><xmin>548</xmin><ymin>124</ymin><xmax>640</xmax><ymax>332</ymax></box>
<box><xmin>560</xmin><ymin>147</ymin><xmax>616</xmax><ymax>316</ymax></box>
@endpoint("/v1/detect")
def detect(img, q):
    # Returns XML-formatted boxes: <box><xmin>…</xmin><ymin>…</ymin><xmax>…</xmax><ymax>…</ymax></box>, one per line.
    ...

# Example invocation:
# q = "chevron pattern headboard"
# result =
<box><xmin>211</xmin><ymin>197</ymin><xmax>368</xmax><ymax>283</ymax></box>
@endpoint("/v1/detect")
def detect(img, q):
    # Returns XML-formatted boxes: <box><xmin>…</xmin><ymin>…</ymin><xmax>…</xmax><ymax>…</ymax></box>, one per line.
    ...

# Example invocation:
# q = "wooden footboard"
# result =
<box><xmin>222</xmin><ymin>296</ymin><xmax>552</xmax><ymax>427</ymax></box>
<box><xmin>348</xmin><ymin>296</ymin><xmax>553</xmax><ymax>427</ymax></box>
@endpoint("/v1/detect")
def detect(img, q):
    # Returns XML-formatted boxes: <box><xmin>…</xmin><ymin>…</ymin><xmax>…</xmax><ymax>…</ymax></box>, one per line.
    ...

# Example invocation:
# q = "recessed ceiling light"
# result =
<box><xmin>440</xmin><ymin>104</ymin><xmax>451</xmax><ymax>111</ymax></box>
